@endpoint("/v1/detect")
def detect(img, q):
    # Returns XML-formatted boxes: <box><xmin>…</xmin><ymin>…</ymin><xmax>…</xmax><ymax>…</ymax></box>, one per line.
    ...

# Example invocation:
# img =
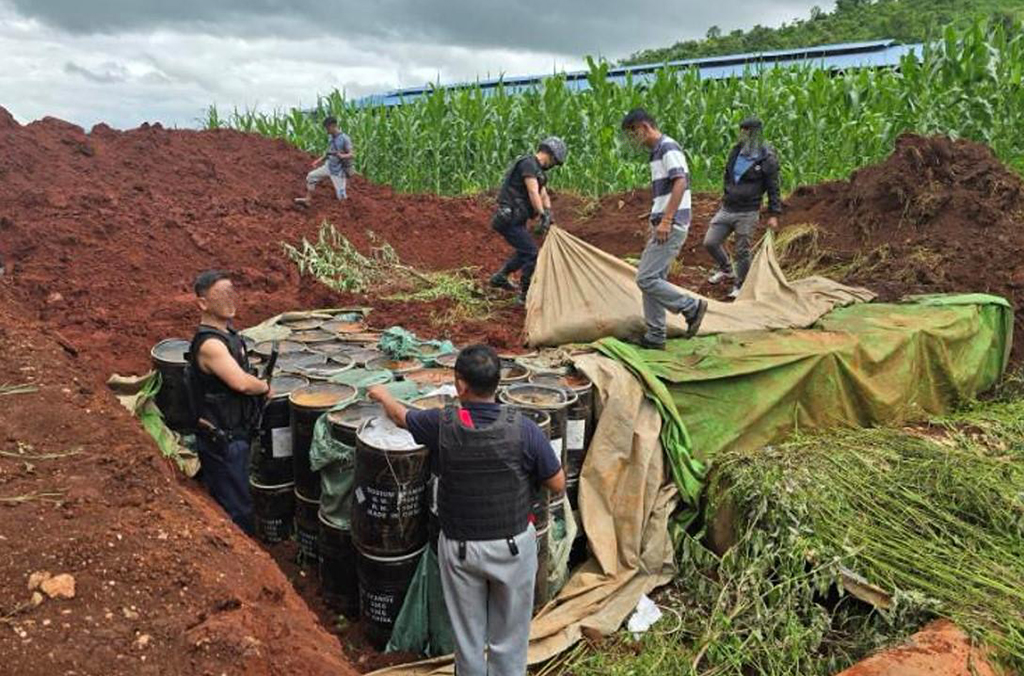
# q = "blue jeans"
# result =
<box><xmin>636</xmin><ymin>225</ymin><xmax>699</xmax><ymax>344</ymax></box>
<box><xmin>493</xmin><ymin>209</ymin><xmax>538</xmax><ymax>293</ymax></box>
<box><xmin>196</xmin><ymin>435</ymin><xmax>255</xmax><ymax>534</ymax></box>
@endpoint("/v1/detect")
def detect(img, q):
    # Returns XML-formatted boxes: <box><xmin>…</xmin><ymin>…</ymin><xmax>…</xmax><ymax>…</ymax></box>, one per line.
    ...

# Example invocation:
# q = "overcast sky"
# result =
<box><xmin>0</xmin><ymin>0</ymin><xmax>826</xmax><ymax>130</ymax></box>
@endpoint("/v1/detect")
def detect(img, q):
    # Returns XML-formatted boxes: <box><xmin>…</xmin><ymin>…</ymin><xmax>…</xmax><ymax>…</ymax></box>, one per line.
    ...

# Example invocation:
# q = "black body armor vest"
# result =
<box><xmin>437</xmin><ymin>405</ymin><xmax>532</xmax><ymax>541</ymax></box>
<box><xmin>186</xmin><ymin>325</ymin><xmax>260</xmax><ymax>438</ymax></box>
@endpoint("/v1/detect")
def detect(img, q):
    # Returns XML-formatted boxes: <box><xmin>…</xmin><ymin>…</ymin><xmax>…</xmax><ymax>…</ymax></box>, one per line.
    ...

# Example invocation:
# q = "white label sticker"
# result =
<box><xmin>551</xmin><ymin>437</ymin><xmax>564</xmax><ymax>458</ymax></box>
<box><xmin>566</xmin><ymin>420</ymin><xmax>586</xmax><ymax>451</ymax></box>
<box><xmin>271</xmin><ymin>427</ymin><xmax>293</xmax><ymax>459</ymax></box>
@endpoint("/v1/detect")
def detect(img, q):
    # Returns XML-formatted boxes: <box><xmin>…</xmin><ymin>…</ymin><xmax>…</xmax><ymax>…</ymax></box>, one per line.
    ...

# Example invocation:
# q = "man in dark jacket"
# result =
<box><xmin>488</xmin><ymin>137</ymin><xmax>567</xmax><ymax>304</ymax></box>
<box><xmin>703</xmin><ymin>117</ymin><xmax>782</xmax><ymax>299</ymax></box>
<box><xmin>187</xmin><ymin>270</ymin><xmax>270</xmax><ymax>533</ymax></box>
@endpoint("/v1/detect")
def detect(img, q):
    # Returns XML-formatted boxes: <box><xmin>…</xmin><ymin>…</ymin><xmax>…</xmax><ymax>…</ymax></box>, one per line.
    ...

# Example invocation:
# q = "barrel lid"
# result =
<box><xmin>435</xmin><ymin>353</ymin><xmax>457</xmax><ymax>368</ymax></box>
<box><xmin>289</xmin><ymin>382</ymin><xmax>358</xmax><ymax>409</ymax></box>
<box><xmin>253</xmin><ymin>340</ymin><xmax>305</xmax><ymax>357</ymax></box>
<box><xmin>406</xmin><ymin>368</ymin><xmax>453</xmax><ymax>389</ymax></box>
<box><xmin>269</xmin><ymin>374</ymin><xmax>308</xmax><ymax>398</ymax></box>
<box><xmin>501</xmin><ymin>383</ymin><xmax>573</xmax><ymax>409</ymax></box>
<box><xmin>279</xmin><ymin>317</ymin><xmax>323</xmax><ymax>331</ymax></box>
<box><xmin>409</xmin><ymin>394</ymin><xmax>458</xmax><ymax>410</ymax></box>
<box><xmin>326</xmin><ymin>400</ymin><xmax>382</xmax><ymax>430</ymax></box>
<box><xmin>348</xmin><ymin>348</ymin><xmax>384</xmax><ymax>366</ymax></box>
<box><xmin>291</xmin><ymin>329</ymin><xmax>336</xmax><ymax>344</ymax></box>
<box><xmin>297</xmin><ymin>364</ymin><xmax>352</xmax><ymax>380</ymax></box>
<box><xmin>341</xmin><ymin>332</ymin><xmax>382</xmax><ymax>344</ymax></box>
<box><xmin>150</xmin><ymin>338</ymin><xmax>190</xmax><ymax>364</ymax></box>
<box><xmin>328</xmin><ymin>354</ymin><xmax>356</xmax><ymax>368</ymax></box>
<box><xmin>358</xmin><ymin>415</ymin><xmax>423</xmax><ymax>451</ymax></box>
<box><xmin>322</xmin><ymin>319</ymin><xmax>366</xmax><ymax>334</ymax></box>
<box><xmin>499</xmin><ymin>361</ymin><xmax>530</xmax><ymax>383</ymax></box>
<box><xmin>277</xmin><ymin>352</ymin><xmax>325</xmax><ymax>371</ymax></box>
<box><xmin>367</xmin><ymin>356</ymin><xmax>423</xmax><ymax>374</ymax></box>
<box><xmin>530</xmin><ymin>371</ymin><xmax>592</xmax><ymax>393</ymax></box>
<box><xmin>308</xmin><ymin>342</ymin><xmax>350</xmax><ymax>356</ymax></box>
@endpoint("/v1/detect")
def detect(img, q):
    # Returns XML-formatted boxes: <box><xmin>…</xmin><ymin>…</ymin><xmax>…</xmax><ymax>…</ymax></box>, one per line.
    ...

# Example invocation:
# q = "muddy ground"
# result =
<box><xmin>1</xmin><ymin>110</ymin><xmax>1020</xmax><ymax>674</ymax></box>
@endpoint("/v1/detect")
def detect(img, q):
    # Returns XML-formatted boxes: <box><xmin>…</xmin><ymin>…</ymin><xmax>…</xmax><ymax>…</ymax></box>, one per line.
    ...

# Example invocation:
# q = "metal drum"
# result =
<box><xmin>319</xmin><ymin>510</ymin><xmax>360</xmax><ymax>620</ymax></box>
<box><xmin>288</xmin><ymin>383</ymin><xmax>357</xmax><ymax>500</ymax></box>
<box><xmin>352</xmin><ymin>416</ymin><xmax>429</xmax><ymax>557</ymax></box>
<box><xmin>253</xmin><ymin>374</ymin><xmax>308</xmax><ymax>485</ymax></box>
<box><xmin>529</xmin><ymin>371</ymin><xmax>595</xmax><ymax>482</ymax></box>
<box><xmin>500</xmin><ymin>384</ymin><xmax>577</xmax><ymax>467</ymax></box>
<box><xmin>150</xmin><ymin>338</ymin><xmax>192</xmax><ymax>432</ymax></box>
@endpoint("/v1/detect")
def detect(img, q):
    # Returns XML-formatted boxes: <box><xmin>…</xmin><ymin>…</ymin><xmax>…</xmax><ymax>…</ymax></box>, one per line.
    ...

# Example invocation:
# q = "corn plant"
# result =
<box><xmin>210</xmin><ymin>20</ymin><xmax>1024</xmax><ymax>197</ymax></box>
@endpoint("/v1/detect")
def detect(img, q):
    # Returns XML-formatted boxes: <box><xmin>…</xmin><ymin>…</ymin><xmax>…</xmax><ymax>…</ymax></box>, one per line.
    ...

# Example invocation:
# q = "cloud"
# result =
<box><xmin>0</xmin><ymin>0</ymin><xmax>825</xmax><ymax>129</ymax></box>
<box><xmin>9</xmin><ymin>0</ymin><xmax>827</xmax><ymax>58</ymax></box>
<box><xmin>63</xmin><ymin>61</ymin><xmax>129</xmax><ymax>84</ymax></box>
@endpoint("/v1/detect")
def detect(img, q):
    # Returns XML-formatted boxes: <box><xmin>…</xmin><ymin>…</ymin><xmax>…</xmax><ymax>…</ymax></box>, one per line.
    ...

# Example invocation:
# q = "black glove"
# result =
<box><xmin>534</xmin><ymin>209</ymin><xmax>552</xmax><ymax>236</ymax></box>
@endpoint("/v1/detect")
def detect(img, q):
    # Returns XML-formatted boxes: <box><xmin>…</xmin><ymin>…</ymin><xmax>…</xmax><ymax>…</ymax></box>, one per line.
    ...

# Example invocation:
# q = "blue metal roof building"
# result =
<box><xmin>354</xmin><ymin>40</ymin><xmax>923</xmax><ymax>108</ymax></box>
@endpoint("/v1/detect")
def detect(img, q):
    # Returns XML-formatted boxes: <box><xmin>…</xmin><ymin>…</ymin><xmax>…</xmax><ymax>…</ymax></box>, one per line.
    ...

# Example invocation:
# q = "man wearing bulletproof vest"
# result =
<box><xmin>488</xmin><ymin>136</ymin><xmax>568</xmax><ymax>305</ymax></box>
<box><xmin>186</xmin><ymin>270</ymin><xmax>269</xmax><ymax>534</ymax></box>
<box><xmin>369</xmin><ymin>345</ymin><xmax>564</xmax><ymax>676</ymax></box>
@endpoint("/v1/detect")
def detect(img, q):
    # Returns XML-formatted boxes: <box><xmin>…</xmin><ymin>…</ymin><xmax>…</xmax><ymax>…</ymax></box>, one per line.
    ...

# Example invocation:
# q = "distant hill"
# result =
<box><xmin>623</xmin><ymin>0</ymin><xmax>1024</xmax><ymax>64</ymax></box>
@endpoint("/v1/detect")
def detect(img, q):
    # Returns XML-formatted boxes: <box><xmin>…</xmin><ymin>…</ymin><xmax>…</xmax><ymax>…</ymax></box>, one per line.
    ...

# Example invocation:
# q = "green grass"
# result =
<box><xmin>533</xmin><ymin>396</ymin><xmax>1024</xmax><ymax>675</ymax></box>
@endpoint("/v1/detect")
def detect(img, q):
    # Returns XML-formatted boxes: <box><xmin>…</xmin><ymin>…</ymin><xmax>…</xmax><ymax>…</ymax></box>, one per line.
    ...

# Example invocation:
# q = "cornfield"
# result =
<box><xmin>206</xmin><ymin>21</ymin><xmax>1024</xmax><ymax>197</ymax></box>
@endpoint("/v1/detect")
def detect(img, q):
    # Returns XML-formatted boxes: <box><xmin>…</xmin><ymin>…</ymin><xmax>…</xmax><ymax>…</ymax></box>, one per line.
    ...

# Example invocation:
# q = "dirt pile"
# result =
<box><xmin>0</xmin><ymin>108</ymin><xmax>699</xmax><ymax>378</ymax></box>
<box><xmin>0</xmin><ymin>111</ymin><xmax>513</xmax><ymax>376</ymax></box>
<box><xmin>781</xmin><ymin>133</ymin><xmax>1024</xmax><ymax>360</ymax></box>
<box><xmin>0</xmin><ymin>283</ymin><xmax>357</xmax><ymax>676</ymax></box>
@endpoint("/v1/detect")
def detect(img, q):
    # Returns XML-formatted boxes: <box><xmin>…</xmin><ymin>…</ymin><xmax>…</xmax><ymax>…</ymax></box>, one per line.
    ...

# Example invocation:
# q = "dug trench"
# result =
<box><xmin>2</xmin><ymin>111</ymin><xmax>1023</xmax><ymax>674</ymax></box>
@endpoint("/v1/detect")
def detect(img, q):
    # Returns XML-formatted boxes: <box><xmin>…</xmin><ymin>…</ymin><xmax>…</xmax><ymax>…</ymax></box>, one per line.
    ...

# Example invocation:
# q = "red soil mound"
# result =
<box><xmin>781</xmin><ymin>133</ymin><xmax>1024</xmax><ymax>362</ymax></box>
<box><xmin>0</xmin><ymin>111</ymin><xmax>704</xmax><ymax>378</ymax></box>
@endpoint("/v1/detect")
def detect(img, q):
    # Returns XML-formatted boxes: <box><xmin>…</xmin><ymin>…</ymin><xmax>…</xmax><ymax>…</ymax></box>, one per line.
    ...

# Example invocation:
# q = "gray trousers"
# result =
<box><xmin>635</xmin><ymin>225</ymin><xmax>699</xmax><ymax>344</ymax></box>
<box><xmin>306</xmin><ymin>163</ymin><xmax>347</xmax><ymax>199</ymax></box>
<box><xmin>704</xmin><ymin>208</ymin><xmax>759</xmax><ymax>285</ymax></box>
<box><xmin>438</xmin><ymin>525</ymin><xmax>537</xmax><ymax>676</ymax></box>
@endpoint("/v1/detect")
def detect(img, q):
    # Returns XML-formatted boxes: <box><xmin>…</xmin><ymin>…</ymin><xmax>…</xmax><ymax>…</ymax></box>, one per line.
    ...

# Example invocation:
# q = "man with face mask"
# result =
<box><xmin>186</xmin><ymin>270</ymin><xmax>270</xmax><ymax>533</ymax></box>
<box><xmin>703</xmin><ymin>117</ymin><xmax>782</xmax><ymax>299</ymax></box>
<box><xmin>488</xmin><ymin>137</ymin><xmax>567</xmax><ymax>305</ymax></box>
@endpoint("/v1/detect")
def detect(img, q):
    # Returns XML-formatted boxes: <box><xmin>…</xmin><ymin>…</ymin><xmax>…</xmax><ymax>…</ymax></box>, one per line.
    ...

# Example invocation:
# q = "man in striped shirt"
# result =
<box><xmin>621</xmin><ymin>108</ymin><xmax>707</xmax><ymax>349</ymax></box>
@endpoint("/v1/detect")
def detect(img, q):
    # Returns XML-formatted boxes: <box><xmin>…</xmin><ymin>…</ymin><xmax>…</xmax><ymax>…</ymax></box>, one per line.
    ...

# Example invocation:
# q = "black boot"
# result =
<box><xmin>489</xmin><ymin>272</ymin><xmax>518</xmax><ymax>291</ymax></box>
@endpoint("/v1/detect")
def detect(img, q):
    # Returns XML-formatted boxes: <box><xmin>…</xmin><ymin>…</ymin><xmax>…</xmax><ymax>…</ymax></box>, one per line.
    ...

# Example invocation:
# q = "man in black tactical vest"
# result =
<box><xmin>186</xmin><ymin>270</ymin><xmax>270</xmax><ymax>534</ymax></box>
<box><xmin>369</xmin><ymin>345</ymin><xmax>565</xmax><ymax>675</ymax></box>
<box><xmin>488</xmin><ymin>137</ymin><xmax>568</xmax><ymax>305</ymax></box>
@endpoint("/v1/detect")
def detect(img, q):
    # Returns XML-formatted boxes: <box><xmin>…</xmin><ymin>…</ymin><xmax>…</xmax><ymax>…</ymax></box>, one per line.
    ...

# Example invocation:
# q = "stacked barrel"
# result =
<box><xmin>351</xmin><ymin>414</ymin><xmax>429</xmax><ymax>649</ymax></box>
<box><xmin>150</xmin><ymin>321</ymin><xmax>601</xmax><ymax>650</ymax></box>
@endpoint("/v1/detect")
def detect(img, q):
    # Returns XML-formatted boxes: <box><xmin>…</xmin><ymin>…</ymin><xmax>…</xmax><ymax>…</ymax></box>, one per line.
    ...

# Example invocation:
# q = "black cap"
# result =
<box><xmin>739</xmin><ymin>116</ymin><xmax>763</xmax><ymax>130</ymax></box>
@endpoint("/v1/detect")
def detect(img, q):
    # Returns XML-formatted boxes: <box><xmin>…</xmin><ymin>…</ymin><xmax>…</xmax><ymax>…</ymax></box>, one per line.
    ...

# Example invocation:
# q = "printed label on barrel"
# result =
<box><xmin>298</xmin><ymin>527</ymin><xmax>318</xmax><ymax>561</ymax></box>
<box><xmin>364</xmin><ymin>589</ymin><xmax>398</xmax><ymax>625</ymax></box>
<box><xmin>566</xmin><ymin>420</ymin><xmax>586</xmax><ymax>452</ymax></box>
<box><xmin>362</xmin><ymin>484</ymin><xmax>426</xmax><ymax>520</ymax></box>
<box><xmin>257</xmin><ymin>516</ymin><xmax>291</xmax><ymax>543</ymax></box>
<box><xmin>271</xmin><ymin>427</ymin><xmax>293</xmax><ymax>458</ymax></box>
<box><xmin>551</xmin><ymin>437</ymin><xmax>564</xmax><ymax>456</ymax></box>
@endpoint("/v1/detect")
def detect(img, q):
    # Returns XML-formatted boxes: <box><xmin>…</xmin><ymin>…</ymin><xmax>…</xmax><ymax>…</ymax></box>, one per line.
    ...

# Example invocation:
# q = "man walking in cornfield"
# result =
<box><xmin>621</xmin><ymin>108</ymin><xmax>707</xmax><ymax>349</ymax></box>
<box><xmin>703</xmin><ymin>116</ymin><xmax>781</xmax><ymax>299</ymax></box>
<box><xmin>295</xmin><ymin>116</ymin><xmax>354</xmax><ymax>205</ymax></box>
<box><xmin>488</xmin><ymin>137</ymin><xmax>567</xmax><ymax>304</ymax></box>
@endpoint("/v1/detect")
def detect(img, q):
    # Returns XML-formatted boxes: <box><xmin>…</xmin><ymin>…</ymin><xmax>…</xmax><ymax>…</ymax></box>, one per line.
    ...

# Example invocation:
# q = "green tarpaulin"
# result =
<box><xmin>597</xmin><ymin>293</ymin><xmax>1013</xmax><ymax>520</ymax></box>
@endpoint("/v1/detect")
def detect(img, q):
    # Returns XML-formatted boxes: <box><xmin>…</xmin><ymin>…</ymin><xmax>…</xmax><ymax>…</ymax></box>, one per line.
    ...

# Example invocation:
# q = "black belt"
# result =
<box><xmin>457</xmin><ymin>536</ymin><xmax>519</xmax><ymax>560</ymax></box>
